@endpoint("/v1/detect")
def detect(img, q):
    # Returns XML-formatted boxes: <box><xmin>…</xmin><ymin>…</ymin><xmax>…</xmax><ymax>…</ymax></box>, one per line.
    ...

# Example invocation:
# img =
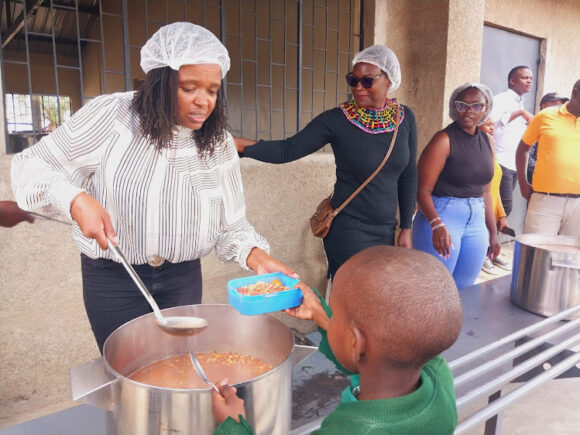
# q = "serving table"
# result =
<box><xmin>1</xmin><ymin>275</ymin><xmax>578</xmax><ymax>435</ymax></box>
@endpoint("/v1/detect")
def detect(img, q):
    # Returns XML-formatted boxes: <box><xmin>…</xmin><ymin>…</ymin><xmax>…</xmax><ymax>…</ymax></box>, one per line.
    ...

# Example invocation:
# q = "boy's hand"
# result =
<box><xmin>211</xmin><ymin>379</ymin><xmax>246</xmax><ymax>425</ymax></box>
<box><xmin>284</xmin><ymin>282</ymin><xmax>319</xmax><ymax>320</ymax></box>
<box><xmin>285</xmin><ymin>282</ymin><xmax>329</xmax><ymax>330</ymax></box>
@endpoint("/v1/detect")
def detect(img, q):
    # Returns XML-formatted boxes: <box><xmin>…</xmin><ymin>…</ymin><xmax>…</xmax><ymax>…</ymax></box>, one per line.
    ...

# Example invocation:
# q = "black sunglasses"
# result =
<box><xmin>345</xmin><ymin>72</ymin><xmax>385</xmax><ymax>89</ymax></box>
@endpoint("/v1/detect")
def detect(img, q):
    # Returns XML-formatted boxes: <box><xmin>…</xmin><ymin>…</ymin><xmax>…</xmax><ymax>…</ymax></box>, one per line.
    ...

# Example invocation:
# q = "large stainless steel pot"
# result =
<box><xmin>71</xmin><ymin>304</ymin><xmax>316</xmax><ymax>435</ymax></box>
<box><xmin>511</xmin><ymin>234</ymin><xmax>580</xmax><ymax>320</ymax></box>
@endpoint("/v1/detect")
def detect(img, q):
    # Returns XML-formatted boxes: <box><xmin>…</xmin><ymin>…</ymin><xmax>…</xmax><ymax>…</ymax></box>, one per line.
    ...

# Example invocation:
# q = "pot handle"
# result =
<box><xmin>291</xmin><ymin>344</ymin><xmax>318</xmax><ymax>367</ymax></box>
<box><xmin>70</xmin><ymin>356</ymin><xmax>118</xmax><ymax>411</ymax></box>
<box><xmin>550</xmin><ymin>257</ymin><xmax>580</xmax><ymax>270</ymax></box>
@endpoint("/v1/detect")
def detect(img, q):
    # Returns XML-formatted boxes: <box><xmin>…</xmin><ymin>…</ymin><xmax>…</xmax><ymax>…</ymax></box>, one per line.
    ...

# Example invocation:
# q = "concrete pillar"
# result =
<box><xmin>443</xmin><ymin>0</ymin><xmax>485</xmax><ymax>122</ymax></box>
<box><xmin>0</xmin><ymin>66</ymin><xmax>6</xmax><ymax>155</ymax></box>
<box><xmin>373</xmin><ymin>0</ymin><xmax>485</xmax><ymax>153</ymax></box>
<box><xmin>374</xmin><ymin>0</ymin><xmax>451</xmax><ymax>153</ymax></box>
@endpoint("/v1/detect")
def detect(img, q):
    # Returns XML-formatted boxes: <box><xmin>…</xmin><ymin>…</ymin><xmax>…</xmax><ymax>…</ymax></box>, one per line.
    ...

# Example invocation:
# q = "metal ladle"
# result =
<box><xmin>28</xmin><ymin>211</ymin><xmax>209</xmax><ymax>336</ymax></box>
<box><xmin>106</xmin><ymin>241</ymin><xmax>208</xmax><ymax>336</ymax></box>
<box><xmin>189</xmin><ymin>352</ymin><xmax>221</xmax><ymax>394</ymax></box>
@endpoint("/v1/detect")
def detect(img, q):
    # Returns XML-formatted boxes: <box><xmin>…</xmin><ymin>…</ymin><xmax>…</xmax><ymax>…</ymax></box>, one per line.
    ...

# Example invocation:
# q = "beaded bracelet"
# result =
<box><xmin>429</xmin><ymin>216</ymin><xmax>441</xmax><ymax>226</ymax></box>
<box><xmin>432</xmin><ymin>222</ymin><xmax>446</xmax><ymax>230</ymax></box>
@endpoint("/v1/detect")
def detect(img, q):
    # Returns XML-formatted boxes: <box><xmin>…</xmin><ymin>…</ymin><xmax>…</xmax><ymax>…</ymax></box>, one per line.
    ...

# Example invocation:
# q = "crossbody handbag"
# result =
<box><xmin>309</xmin><ymin>104</ymin><xmax>401</xmax><ymax>238</ymax></box>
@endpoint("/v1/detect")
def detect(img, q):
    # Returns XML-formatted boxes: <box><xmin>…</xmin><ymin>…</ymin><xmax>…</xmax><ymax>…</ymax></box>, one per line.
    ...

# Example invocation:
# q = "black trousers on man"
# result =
<box><xmin>499</xmin><ymin>165</ymin><xmax>518</xmax><ymax>217</ymax></box>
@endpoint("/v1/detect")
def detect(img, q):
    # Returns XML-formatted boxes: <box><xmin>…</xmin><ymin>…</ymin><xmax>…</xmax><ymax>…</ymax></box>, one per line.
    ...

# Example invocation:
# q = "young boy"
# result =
<box><xmin>212</xmin><ymin>245</ymin><xmax>463</xmax><ymax>434</ymax></box>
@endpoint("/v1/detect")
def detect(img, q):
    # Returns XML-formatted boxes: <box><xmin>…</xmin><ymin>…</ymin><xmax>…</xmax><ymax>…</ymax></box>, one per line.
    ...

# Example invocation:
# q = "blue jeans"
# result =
<box><xmin>81</xmin><ymin>255</ymin><xmax>202</xmax><ymax>353</ymax></box>
<box><xmin>413</xmin><ymin>196</ymin><xmax>488</xmax><ymax>289</ymax></box>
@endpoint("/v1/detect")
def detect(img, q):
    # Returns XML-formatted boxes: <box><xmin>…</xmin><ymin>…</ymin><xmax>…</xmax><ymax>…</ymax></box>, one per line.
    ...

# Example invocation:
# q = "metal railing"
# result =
<box><xmin>453</xmin><ymin>302</ymin><xmax>580</xmax><ymax>434</ymax></box>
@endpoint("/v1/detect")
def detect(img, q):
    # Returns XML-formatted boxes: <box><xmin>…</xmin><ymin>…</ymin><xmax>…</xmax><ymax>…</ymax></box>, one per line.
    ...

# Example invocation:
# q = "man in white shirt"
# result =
<box><xmin>490</xmin><ymin>66</ymin><xmax>534</xmax><ymax>217</ymax></box>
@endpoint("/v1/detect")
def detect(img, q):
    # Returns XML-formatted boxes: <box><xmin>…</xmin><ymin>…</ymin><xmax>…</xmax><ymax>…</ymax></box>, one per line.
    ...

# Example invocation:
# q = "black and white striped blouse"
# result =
<box><xmin>11</xmin><ymin>91</ymin><xmax>269</xmax><ymax>268</ymax></box>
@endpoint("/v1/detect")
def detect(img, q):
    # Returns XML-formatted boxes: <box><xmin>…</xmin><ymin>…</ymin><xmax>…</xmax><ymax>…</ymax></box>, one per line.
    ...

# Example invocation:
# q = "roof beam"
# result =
<box><xmin>51</xmin><ymin>1</ymin><xmax>99</xmax><ymax>15</ymax></box>
<box><xmin>6</xmin><ymin>31</ymin><xmax>81</xmax><ymax>48</ymax></box>
<box><xmin>2</xmin><ymin>0</ymin><xmax>46</xmax><ymax>48</ymax></box>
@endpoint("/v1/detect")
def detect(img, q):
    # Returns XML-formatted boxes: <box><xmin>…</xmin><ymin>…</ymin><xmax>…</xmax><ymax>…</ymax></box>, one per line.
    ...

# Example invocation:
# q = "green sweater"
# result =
<box><xmin>215</xmin><ymin>298</ymin><xmax>457</xmax><ymax>435</ymax></box>
<box><xmin>311</xmin><ymin>356</ymin><xmax>457</xmax><ymax>434</ymax></box>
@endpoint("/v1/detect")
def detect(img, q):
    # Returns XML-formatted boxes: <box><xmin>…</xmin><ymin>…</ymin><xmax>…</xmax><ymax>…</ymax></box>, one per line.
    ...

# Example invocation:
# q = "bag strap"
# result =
<box><xmin>332</xmin><ymin>103</ymin><xmax>401</xmax><ymax>216</ymax></box>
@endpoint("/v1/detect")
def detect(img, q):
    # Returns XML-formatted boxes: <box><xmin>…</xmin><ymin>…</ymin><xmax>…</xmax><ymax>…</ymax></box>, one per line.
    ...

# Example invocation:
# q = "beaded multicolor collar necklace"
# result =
<box><xmin>339</xmin><ymin>98</ymin><xmax>404</xmax><ymax>134</ymax></box>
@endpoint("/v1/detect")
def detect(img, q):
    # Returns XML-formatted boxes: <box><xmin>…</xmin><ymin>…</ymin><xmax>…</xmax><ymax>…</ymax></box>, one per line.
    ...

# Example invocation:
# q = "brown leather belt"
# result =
<box><xmin>147</xmin><ymin>256</ymin><xmax>165</xmax><ymax>268</ymax></box>
<box><xmin>535</xmin><ymin>191</ymin><xmax>580</xmax><ymax>198</ymax></box>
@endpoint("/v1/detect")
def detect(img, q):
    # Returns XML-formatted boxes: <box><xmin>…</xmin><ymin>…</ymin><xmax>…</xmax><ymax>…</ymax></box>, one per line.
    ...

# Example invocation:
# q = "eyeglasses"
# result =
<box><xmin>454</xmin><ymin>100</ymin><xmax>486</xmax><ymax>113</ymax></box>
<box><xmin>345</xmin><ymin>72</ymin><xmax>385</xmax><ymax>89</ymax></box>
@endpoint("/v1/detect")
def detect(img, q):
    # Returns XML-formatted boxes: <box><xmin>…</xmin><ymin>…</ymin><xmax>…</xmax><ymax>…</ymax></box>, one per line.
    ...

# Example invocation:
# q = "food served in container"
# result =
<box><xmin>130</xmin><ymin>351</ymin><xmax>273</xmax><ymax>389</ymax></box>
<box><xmin>228</xmin><ymin>272</ymin><xmax>302</xmax><ymax>315</ymax></box>
<box><xmin>236</xmin><ymin>278</ymin><xmax>289</xmax><ymax>295</ymax></box>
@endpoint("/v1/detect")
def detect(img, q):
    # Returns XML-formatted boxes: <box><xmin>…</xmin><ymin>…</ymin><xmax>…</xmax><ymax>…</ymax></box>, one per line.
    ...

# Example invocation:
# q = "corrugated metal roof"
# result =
<box><xmin>1</xmin><ymin>0</ymin><xmax>100</xmax><ymax>56</ymax></box>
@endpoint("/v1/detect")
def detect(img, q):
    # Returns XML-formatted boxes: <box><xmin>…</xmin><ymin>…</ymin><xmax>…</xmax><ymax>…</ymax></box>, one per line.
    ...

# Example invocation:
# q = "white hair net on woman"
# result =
<box><xmin>449</xmin><ymin>82</ymin><xmax>494</xmax><ymax>125</ymax></box>
<box><xmin>140</xmin><ymin>22</ymin><xmax>230</xmax><ymax>78</ymax></box>
<box><xmin>352</xmin><ymin>45</ymin><xmax>401</xmax><ymax>91</ymax></box>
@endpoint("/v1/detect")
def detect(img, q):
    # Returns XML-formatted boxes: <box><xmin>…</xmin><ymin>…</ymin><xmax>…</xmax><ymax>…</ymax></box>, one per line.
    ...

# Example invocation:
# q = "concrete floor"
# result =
<box><xmin>460</xmin><ymin>241</ymin><xmax>580</xmax><ymax>435</ymax></box>
<box><xmin>460</xmin><ymin>378</ymin><xmax>580</xmax><ymax>435</ymax></box>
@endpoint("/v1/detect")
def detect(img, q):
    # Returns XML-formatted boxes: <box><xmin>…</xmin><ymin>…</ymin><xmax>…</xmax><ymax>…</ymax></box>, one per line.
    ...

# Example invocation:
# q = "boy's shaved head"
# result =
<box><xmin>332</xmin><ymin>246</ymin><xmax>462</xmax><ymax>368</ymax></box>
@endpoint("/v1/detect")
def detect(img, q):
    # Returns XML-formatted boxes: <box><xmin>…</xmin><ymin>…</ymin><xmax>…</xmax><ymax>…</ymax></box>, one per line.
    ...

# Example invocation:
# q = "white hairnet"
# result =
<box><xmin>352</xmin><ymin>45</ymin><xmax>401</xmax><ymax>91</ymax></box>
<box><xmin>448</xmin><ymin>82</ymin><xmax>494</xmax><ymax>125</ymax></box>
<box><xmin>140</xmin><ymin>22</ymin><xmax>230</xmax><ymax>78</ymax></box>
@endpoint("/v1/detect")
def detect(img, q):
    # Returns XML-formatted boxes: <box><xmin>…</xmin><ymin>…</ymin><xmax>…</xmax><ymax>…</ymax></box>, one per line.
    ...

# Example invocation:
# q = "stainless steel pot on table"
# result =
<box><xmin>511</xmin><ymin>234</ymin><xmax>580</xmax><ymax>320</ymax></box>
<box><xmin>71</xmin><ymin>304</ymin><xmax>316</xmax><ymax>435</ymax></box>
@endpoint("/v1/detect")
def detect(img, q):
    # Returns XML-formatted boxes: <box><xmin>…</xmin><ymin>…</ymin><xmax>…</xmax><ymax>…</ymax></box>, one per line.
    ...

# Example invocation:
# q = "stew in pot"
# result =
<box><xmin>129</xmin><ymin>351</ymin><xmax>273</xmax><ymax>389</ymax></box>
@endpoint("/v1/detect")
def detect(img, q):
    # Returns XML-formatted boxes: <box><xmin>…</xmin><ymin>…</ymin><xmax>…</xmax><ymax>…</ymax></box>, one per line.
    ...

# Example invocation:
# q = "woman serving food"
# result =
<box><xmin>11</xmin><ymin>22</ymin><xmax>295</xmax><ymax>352</ymax></box>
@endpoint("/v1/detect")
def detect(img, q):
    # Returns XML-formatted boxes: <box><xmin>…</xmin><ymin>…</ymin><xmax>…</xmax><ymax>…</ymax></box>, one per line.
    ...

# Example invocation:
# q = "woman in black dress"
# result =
<box><xmin>234</xmin><ymin>45</ymin><xmax>417</xmax><ymax>278</ymax></box>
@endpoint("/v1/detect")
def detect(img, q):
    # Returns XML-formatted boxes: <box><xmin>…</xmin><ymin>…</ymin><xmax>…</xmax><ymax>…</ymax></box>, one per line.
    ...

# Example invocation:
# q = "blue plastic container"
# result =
<box><xmin>228</xmin><ymin>272</ymin><xmax>302</xmax><ymax>315</ymax></box>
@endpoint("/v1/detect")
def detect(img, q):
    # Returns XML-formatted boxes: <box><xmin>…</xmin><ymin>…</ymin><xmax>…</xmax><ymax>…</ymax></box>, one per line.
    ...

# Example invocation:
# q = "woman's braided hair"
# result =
<box><xmin>132</xmin><ymin>66</ymin><xmax>227</xmax><ymax>155</ymax></box>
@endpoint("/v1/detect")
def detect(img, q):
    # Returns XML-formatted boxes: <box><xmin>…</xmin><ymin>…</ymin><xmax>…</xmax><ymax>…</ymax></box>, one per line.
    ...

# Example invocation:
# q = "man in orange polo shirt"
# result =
<box><xmin>515</xmin><ymin>79</ymin><xmax>580</xmax><ymax>236</ymax></box>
